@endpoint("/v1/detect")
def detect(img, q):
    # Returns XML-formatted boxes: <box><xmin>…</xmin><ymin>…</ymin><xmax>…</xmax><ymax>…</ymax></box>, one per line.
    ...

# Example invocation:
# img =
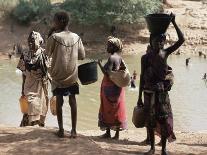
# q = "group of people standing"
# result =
<box><xmin>18</xmin><ymin>12</ymin><xmax>85</xmax><ymax>139</ymax></box>
<box><xmin>17</xmin><ymin>11</ymin><xmax>184</xmax><ymax>155</ymax></box>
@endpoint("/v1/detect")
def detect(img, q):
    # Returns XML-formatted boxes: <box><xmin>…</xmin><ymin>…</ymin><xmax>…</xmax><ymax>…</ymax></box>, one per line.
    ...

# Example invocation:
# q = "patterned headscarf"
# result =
<box><xmin>107</xmin><ymin>36</ymin><xmax>123</xmax><ymax>52</ymax></box>
<box><xmin>28</xmin><ymin>31</ymin><xmax>44</xmax><ymax>49</ymax></box>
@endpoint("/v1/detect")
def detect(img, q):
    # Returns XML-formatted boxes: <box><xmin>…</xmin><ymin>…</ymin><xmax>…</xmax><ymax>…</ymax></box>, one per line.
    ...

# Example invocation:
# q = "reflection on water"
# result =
<box><xmin>0</xmin><ymin>54</ymin><xmax>207</xmax><ymax>132</ymax></box>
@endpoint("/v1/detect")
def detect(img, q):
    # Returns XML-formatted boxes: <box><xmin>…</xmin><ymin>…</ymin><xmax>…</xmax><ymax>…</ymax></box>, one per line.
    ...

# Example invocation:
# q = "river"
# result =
<box><xmin>0</xmin><ymin>54</ymin><xmax>207</xmax><ymax>132</ymax></box>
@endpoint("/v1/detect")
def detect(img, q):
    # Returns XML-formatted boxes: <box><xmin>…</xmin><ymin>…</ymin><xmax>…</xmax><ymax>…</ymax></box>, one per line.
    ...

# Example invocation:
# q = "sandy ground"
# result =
<box><xmin>0</xmin><ymin>125</ymin><xmax>207</xmax><ymax>155</ymax></box>
<box><xmin>128</xmin><ymin>0</ymin><xmax>207</xmax><ymax>56</ymax></box>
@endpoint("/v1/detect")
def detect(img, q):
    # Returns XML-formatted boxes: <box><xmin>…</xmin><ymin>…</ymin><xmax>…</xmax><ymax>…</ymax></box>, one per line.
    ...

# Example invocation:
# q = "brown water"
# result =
<box><xmin>0</xmin><ymin>54</ymin><xmax>207</xmax><ymax>132</ymax></box>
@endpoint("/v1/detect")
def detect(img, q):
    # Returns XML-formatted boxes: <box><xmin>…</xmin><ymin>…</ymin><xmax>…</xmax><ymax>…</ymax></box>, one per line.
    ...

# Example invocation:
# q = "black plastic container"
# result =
<box><xmin>145</xmin><ymin>13</ymin><xmax>172</xmax><ymax>34</ymax></box>
<box><xmin>132</xmin><ymin>106</ymin><xmax>146</xmax><ymax>128</ymax></box>
<box><xmin>78</xmin><ymin>61</ymin><xmax>98</xmax><ymax>85</ymax></box>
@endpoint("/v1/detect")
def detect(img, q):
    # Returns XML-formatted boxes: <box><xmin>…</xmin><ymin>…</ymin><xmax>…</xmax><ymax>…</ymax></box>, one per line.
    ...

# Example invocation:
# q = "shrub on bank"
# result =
<box><xmin>11</xmin><ymin>0</ymin><xmax>51</xmax><ymax>25</ymax></box>
<box><xmin>61</xmin><ymin>0</ymin><xmax>162</xmax><ymax>26</ymax></box>
<box><xmin>9</xmin><ymin>0</ymin><xmax>162</xmax><ymax>26</ymax></box>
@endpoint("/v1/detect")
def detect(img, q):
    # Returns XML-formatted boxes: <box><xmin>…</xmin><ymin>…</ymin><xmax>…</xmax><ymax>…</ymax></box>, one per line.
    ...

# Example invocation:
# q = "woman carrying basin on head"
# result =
<box><xmin>137</xmin><ymin>13</ymin><xmax>185</xmax><ymax>155</ymax></box>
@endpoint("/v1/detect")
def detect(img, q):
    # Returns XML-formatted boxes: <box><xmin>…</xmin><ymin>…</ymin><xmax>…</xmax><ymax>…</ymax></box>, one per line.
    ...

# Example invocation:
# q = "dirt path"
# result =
<box><xmin>0</xmin><ymin>126</ymin><xmax>118</xmax><ymax>155</ymax></box>
<box><xmin>0</xmin><ymin>126</ymin><xmax>207</xmax><ymax>155</ymax></box>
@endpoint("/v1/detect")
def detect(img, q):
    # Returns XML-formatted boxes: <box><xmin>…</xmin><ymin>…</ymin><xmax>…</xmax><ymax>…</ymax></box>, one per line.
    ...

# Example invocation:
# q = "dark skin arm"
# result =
<box><xmin>98</xmin><ymin>56</ymin><xmax>114</xmax><ymax>77</ymax></box>
<box><xmin>98</xmin><ymin>60</ymin><xmax>109</xmax><ymax>77</ymax></box>
<box><xmin>165</xmin><ymin>14</ymin><xmax>185</xmax><ymax>56</ymax></box>
<box><xmin>98</xmin><ymin>61</ymin><xmax>108</xmax><ymax>76</ymax></box>
<box><xmin>137</xmin><ymin>56</ymin><xmax>146</xmax><ymax>106</ymax></box>
<box><xmin>21</xmin><ymin>74</ymin><xmax>26</xmax><ymax>96</ymax></box>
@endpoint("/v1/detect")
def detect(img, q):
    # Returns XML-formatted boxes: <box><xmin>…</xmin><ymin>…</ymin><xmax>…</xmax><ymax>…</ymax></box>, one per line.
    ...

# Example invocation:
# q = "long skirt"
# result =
<box><xmin>20</xmin><ymin>75</ymin><xmax>49</xmax><ymax>126</ymax></box>
<box><xmin>144</xmin><ymin>90</ymin><xmax>176</xmax><ymax>142</ymax></box>
<box><xmin>98</xmin><ymin>76</ymin><xmax>127</xmax><ymax>131</ymax></box>
<box><xmin>27</xmin><ymin>82</ymin><xmax>48</xmax><ymax>125</ymax></box>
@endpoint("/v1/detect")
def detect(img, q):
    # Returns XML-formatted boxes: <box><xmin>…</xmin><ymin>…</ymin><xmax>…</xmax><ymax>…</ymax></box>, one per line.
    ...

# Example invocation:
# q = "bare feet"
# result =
<box><xmin>157</xmin><ymin>140</ymin><xmax>162</xmax><ymax>146</ymax></box>
<box><xmin>112</xmin><ymin>135</ymin><xmax>119</xmax><ymax>140</ymax></box>
<box><xmin>39</xmin><ymin>122</ymin><xmax>45</xmax><ymax>127</ymax></box>
<box><xmin>100</xmin><ymin>133</ymin><xmax>111</xmax><ymax>139</ymax></box>
<box><xmin>144</xmin><ymin>149</ymin><xmax>155</xmax><ymax>155</ymax></box>
<box><xmin>55</xmin><ymin>129</ymin><xmax>64</xmax><ymax>138</ymax></box>
<box><xmin>112</xmin><ymin>130</ymin><xmax>119</xmax><ymax>140</ymax></box>
<box><xmin>30</xmin><ymin>120</ymin><xmax>39</xmax><ymax>126</ymax></box>
<box><xmin>161</xmin><ymin>150</ymin><xmax>168</xmax><ymax>155</ymax></box>
<box><xmin>70</xmin><ymin>130</ymin><xmax>77</xmax><ymax>139</ymax></box>
<box><xmin>139</xmin><ymin>139</ymin><xmax>151</xmax><ymax>146</ymax></box>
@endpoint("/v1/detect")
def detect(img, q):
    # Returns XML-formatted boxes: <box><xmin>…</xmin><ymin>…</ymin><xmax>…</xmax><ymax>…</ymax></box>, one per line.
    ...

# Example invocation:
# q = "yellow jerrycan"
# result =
<box><xmin>19</xmin><ymin>96</ymin><xmax>28</xmax><ymax>114</ymax></box>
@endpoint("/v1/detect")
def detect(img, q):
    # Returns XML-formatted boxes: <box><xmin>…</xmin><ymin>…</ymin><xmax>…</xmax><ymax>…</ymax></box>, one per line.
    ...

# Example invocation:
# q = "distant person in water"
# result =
<box><xmin>8</xmin><ymin>53</ymin><xmax>12</xmax><ymax>59</ymax></box>
<box><xmin>8</xmin><ymin>44</ymin><xmax>22</xmax><ymax>59</ymax></box>
<box><xmin>46</xmin><ymin>11</ymin><xmax>85</xmax><ymax>138</ymax></box>
<box><xmin>198</xmin><ymin>52</ymin><xmax>206</xmax><ymax>59</ymax></box>
<box><xmin>203</xmin><ymin>73</ymin><xmax>207</xmax><ymax>80</ymax></box>
<box><xmin>137</xmin><ymin>13</ymin><xmax>184</xmax><ymax>155</ymax></box>
<box><xmin>162</xmin><ymin>0</ymin><xmax>172</xmax><ymax>8</ymax></box>
<box><xmin>98</xmin><ymin>36</ymin><xmax>127</xmax><ymax>140</ymax></box>
<box><xmin>199</xmin><ymin>51</ymin><xmax>202</xmax><ymax>57</ymax></box>
<box><xmin>131</xmin><ymin>70</ymin><xmax>137</xmax><ymax>88</ymax></box>
<box><xmin>186</xmin><ymin>58</ymin><xmax>190</xmax><ymax>66</ymax></box>
<box><xmin>17</xmin><ymin>31</ymin><xmax>49</xmax><ymax>127</ymax></box>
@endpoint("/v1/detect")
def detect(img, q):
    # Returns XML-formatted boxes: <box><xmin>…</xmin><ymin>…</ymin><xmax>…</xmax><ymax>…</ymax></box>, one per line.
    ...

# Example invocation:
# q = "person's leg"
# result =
<box><xmin>140</xmin><ymin>128</ymin><xmax>151</xmax><ymax>145</ymax></box>
<box><xmin>39</xmin><ymin>115</ymin><xmax>46</xmax><ymax>127</ymax></box>
<box><xmin>161</xmin><ymin>136</ymin><xmax>168</xmax><ymax>155</ymax></box>
<box><xmin>142</xmin><ymin>93</ymin><xmax>151</xmax><ymax>145</ymax></box>
<box><xmin>157</xmin><ymin>139</ymin><xmax>162</xmax><ymax>146</ymax></box>
<box><xmin>112</xmin><ymin>128</ymin><xmax>120</xmax><ymax>140</ymax></box>
<box><xmin>101</xmin><ymin>128</ymin><xmax>111</xmax><ymax>138</ymax></box>
<box><xmin>20</xmin><ymin>114</ymin><xmax>29</xmax><ymax>127</ymax></box>
<box><xmin>69</xmin><ymin>95</ymin><xmax>77</xmax><ymax>138</ymax></box>
<box><xmin>145</xmin><ymin>128</ymin><xmax>155</xmax><ymax>155</ymax></box>
<box><xmin>160</xmin><ymin>121</ymin><xmax>169</xmax><ymax>155</ymax></box>
<box><xmin>56</xmin><ymin>95</ymin><xmax>64</xmax><ymax>137</ymax></box>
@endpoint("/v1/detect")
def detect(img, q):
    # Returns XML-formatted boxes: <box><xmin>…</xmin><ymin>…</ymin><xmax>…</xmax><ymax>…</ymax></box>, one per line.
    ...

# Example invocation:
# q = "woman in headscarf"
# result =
<box><xmin>137</xmin><ymin>14</ymin><xmax>184</xmax><ymax>155</ymax></box>
<box><xmin>98</xmin><ymin>36</ymin><xmax>127</xmax><ymax>140</ymax></box>
<box><xmin>17</xmin><ymin>31</ymin><xmax>49</xmax><ymax>127</ymax></box>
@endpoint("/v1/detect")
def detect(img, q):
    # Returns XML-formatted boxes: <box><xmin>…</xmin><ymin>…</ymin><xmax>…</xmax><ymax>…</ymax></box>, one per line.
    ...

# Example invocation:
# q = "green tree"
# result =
<box><xmin>61</xmin><ymin>0</ymin><xmax>162</xmax><ymax>26</ymax></box>
<box><xmin>11</xmin><ymin>0</ymin><xmax>51</xmax><ymax>24</ymax></box>
<box><xmin>10</xmin><ymin>0</ymin><xmax>162</xmax><ymax>26</ymax></box>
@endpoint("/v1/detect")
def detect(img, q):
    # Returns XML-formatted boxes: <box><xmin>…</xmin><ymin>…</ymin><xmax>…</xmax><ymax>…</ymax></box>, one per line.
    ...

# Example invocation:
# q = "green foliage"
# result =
<box><xmin>61</xmin><ymin>0</ymin><xmax>97</xmax><ymax>25</ymax></box>
<box><xmin>9</xmin><ymin>0</ymin><xmax>161</xmax><ymax>26</ymax></box>
<box><xmin>11</xmin><ymin>0</ymin><xmax>52</xmax><ymax>24</ymax></box>
<box><xmin>61</xmin><ymin>0</ymin><xmax>162</xmax><ymax>26</ymax></box>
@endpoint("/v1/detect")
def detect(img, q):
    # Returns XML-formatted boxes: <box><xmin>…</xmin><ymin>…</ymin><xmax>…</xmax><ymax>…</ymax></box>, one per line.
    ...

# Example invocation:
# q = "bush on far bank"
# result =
<box><xmin>7</xmin><ymin>0</ymin><xmax>162</xmax><ymax>26</ymax></box>
<box><xmin>11</xmin><ymin>0</ymin><xmax>51</xmax><ymax>25</ymax></box>
<box><xmin>61</xmin><ymin>0</ymin><xmax>162</xmax><ymax>26</ymax></box>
